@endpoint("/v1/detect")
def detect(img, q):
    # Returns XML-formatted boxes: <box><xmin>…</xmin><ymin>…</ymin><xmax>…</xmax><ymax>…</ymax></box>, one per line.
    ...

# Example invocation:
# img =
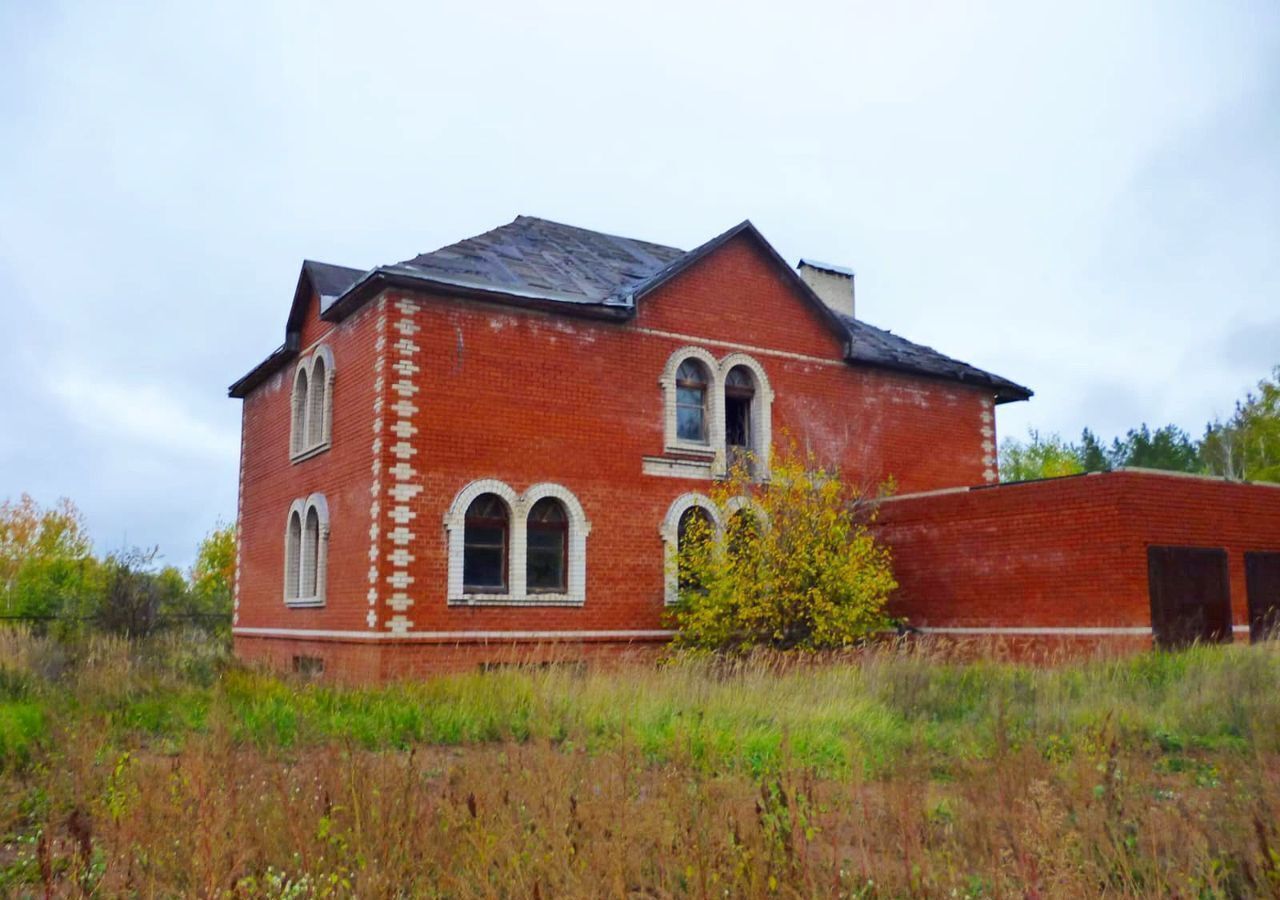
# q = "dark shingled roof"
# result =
<box><xmin>386</xmin><ymin>216</ymin><xmax>686</xmax><ymax>308</ymax></box>
<box><xmin>230</xmin><ymin>216</ymin><xmax>1031</xmax><ymax>403</ymax></box>
<box><xmin>840</xmin><ymin>314</ymin><xmax>1030</xmax><ymax>401</ymax></box>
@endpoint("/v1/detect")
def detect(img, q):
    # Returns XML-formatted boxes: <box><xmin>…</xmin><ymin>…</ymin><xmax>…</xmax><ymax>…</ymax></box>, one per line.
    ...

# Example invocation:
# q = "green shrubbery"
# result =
<box><xmin>0</xmin><ymin>495</ymin><xmax>232</xmax><ymax>637</ymax></box>
<box><xmin>669</xmin><ymin>447</ymin><xmax>897</xmax><ymax>653</ymax></box>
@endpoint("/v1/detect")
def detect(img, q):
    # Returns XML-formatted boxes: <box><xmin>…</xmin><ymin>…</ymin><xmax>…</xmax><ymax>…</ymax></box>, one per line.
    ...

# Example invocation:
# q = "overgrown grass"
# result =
<box><xmin>2</xmin><ymin>629</ymin><xmax>1279</xmax><ymax>895</ymax></box>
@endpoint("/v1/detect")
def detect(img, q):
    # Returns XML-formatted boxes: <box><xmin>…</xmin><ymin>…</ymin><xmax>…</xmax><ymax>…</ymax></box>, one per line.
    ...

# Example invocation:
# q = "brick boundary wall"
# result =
<box><xmin>872</xmin><ymin>469</ymin><xmax>1280</xmax><ymax>650</ymax></box>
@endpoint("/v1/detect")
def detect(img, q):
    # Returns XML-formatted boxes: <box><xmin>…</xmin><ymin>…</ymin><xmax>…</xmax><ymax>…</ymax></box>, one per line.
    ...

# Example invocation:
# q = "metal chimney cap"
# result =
<box><xmin>798</xmin><ymin>258</ymin><xmax>854</xmax><ymax>278</ymax></box>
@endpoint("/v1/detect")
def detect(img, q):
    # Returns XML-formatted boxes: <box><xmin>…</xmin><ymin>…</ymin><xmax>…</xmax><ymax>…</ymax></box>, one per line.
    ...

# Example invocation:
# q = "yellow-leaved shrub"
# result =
<box><xmin>668</xmin><ymin>446</ymin><xmax>896</xmax><ymax>652</ymax></box>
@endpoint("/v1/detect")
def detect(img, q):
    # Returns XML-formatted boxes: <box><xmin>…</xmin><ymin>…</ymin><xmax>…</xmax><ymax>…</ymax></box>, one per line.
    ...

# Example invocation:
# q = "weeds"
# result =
<box><xmin>0</xmin><ymin>629</ymin><xmax>1277</xmax><ymax>895</ymax></box>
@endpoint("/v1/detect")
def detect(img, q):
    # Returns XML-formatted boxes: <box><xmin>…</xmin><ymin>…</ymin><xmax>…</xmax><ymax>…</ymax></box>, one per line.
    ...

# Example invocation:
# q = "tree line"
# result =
<box><xmin>0</xmin><ymin>494</ymin><xmax>232</xmax><ymax>637</ymax></box>
<box><xmin>1000</xmin><ymin>366</ymin><xmax>1280</xmax><ymax>483</ymax></box>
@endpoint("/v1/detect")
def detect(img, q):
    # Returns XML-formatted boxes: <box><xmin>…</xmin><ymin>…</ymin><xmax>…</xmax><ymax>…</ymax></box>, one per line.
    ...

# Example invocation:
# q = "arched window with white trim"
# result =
<box><xmin>717</xmin><ymin>353</ymin><xmax>774</xmax><ymax>480</ymax></box>
<box><xmin>660</xmin><ymin>347</ymin><xmax>723</xmax><ymax>457</ymax></box>
<box><xmin>284</xmin><ymin>494</ymin><xmax>328</xmax><ymax>607</ymax></box>
<box><xmin>526</xmin><ymin>497</ymin><xmax>568</xmax><ymax>593</ymax></box>
<box><xmin>661</xmin><ymin>493</ymin><xmax>723</xmax><ymax>605</ymax></box>
<box><xmin>284</xmin><ymin>505</ymin><xmax>303</xmax><ymax>601</ymax></box>
<box><xmin>445</xmin><ymin>480</ymin><xmax>590</xmax><ymax>605</ymax></box>
<box><xmin>290</xmin><ymin>345</ymin><xmax>335</xmax><ymax>461</ymax></box>
<box><xmin>308</xmin><ymin>353</ymin><xmax>328</xmax><ymax>448</ymax></box>
<box><xmin>290</xmin><ymin>367</ymin><xmax>309</xmax><ymax>457</ymax></box>
<box><xmin>463</xmin><ymin>494</ymin><xmax>510</xmax><ymax>593</ymax></box>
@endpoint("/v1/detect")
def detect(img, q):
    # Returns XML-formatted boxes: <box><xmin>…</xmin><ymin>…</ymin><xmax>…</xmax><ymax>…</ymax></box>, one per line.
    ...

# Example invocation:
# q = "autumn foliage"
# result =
<box><xmin>668</xmin><ymin>447</ymin><xmax>896</xmax><ymax>652</ymax></box>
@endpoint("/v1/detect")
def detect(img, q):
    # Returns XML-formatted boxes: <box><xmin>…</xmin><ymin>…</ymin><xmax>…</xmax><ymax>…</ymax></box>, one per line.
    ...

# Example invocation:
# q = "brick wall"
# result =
<box><xmin>235</xmin><ymin>233</ymin><xmax>1001</xmax><ymax>676</ymax></box>
<box><xmin>235</xmin><ymin>290</ymin><xmax>382</xmax><ymax>635</ymax></box>
<box><xmin>874</xmin><ymin>470</ymin><xmax>1280</xmax><ymax>646</ymax></box>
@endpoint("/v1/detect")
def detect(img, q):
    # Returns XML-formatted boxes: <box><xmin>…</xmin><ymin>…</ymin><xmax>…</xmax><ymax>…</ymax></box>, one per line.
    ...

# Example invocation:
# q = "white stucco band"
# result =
<box><xmin>444</xmin><ymin>479</ymin><xmax>591</xmax><ymax>606</ymax></box>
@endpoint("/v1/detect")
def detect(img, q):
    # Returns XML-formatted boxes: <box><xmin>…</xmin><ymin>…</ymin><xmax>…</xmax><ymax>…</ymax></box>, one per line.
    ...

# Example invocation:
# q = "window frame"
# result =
<box><xmin>283</xmin><ymin>494</ymin><xmax>328</xmax><ymax>608</ymax></box>
<box><xmin>526</xmin><ymin>497</ymin><xmax>570</xmax><ymax>594</ymax></box>
<box><xmin>462</xmin><ymin>494</ymin><xmax>511</xmax><ymax>594</ymax></box>
<box><xmin>290</xmin><ymin>345</ymin><xmax>335</xmax><ymax>463</ymax></box>
<box><xmin>660</xmin><ymin>347</ymin><xmax>723</xmax><ymax>458</ymax></box>
<box><xmin>660</xmin><ymin>493</ymin><xmax>724</xmax><ymax>605</ymax></box>
<box><xmin>445</xmin><ymin>480</ymin><xmax>590</xmax><ymax>606</ymax></box>
<box><xmin>675</xmin><ymin>359</ymin><xmax>710</xmax><ymax>444</ymax></box>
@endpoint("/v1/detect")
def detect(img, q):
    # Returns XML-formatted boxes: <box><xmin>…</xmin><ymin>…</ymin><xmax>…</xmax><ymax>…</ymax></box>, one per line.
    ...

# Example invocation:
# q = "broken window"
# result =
<box><xmin>464</xmin><ymin>494</ymin><xmax>509</xmax><ymax>592</ymax></box>
<box><xmin>725</xmin><ymin>365</ymin><xmax>756</xmax><ymax>468</ymax></box>
<box><xmin>527</xmin><ymin>497</ymin><xmax>568</xmax><ymax>593</ymax></box>
<box><xmin>676</xmin><ymin>359</ymin><xmax>710</xmax><ymax>443</ymax></box>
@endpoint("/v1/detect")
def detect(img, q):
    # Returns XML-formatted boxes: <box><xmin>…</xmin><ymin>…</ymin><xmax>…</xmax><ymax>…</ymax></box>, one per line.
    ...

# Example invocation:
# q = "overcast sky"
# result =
<box><xmin>2</xmin><ymin>1</ymin><xmax>1277</xmax><ymax>567</ymax></box>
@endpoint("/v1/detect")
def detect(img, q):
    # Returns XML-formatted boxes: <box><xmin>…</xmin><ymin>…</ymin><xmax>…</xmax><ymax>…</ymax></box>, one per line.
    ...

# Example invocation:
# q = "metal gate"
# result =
<box><xmin>1147</xmin><ymin>546</ymin><xmax>1232</xmax><ymax>649</ymax></box>
<box><xmin>1245</xmin><ymin>551</ymin><xmax>1280</xmax><ymax>643</ymax></box>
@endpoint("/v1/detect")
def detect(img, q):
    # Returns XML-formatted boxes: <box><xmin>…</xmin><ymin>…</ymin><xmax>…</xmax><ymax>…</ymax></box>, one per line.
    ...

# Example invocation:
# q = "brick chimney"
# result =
<box><xmin>797</xmin><ymin>259</ymin><xmax>855</xmax><ymax>319</ymax></box>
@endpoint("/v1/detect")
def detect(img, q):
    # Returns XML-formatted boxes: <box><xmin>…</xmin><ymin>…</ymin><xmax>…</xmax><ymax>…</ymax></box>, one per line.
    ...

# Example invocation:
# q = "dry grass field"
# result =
<box><xmin>1</xmin><ymin>631</ymin><xmax>1278</xmax><ymax>897</ymax></box>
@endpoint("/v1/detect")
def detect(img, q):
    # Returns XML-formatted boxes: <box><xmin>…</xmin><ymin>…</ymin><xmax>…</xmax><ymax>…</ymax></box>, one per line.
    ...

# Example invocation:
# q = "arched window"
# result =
<box><xmin>284</xmin><ymin>495</ymin><xmax>328</xmax><ymax>607</ymax></box>
<box><xmin>675</xmin><ymin>358</ymin><xmax>710</xmax><ymax>443</ymax></box>
<box><xmin>677</xmin><ymin>506</ymin><xmax>714</xmax><ymax>596</ymax></box>
<box><xmin>725</xmin><ymin>506</ymin><xmax>760</xmax><ymax>562</ymax></box>
<box><xmin>302</xmin><ymin>505</ymin><xmax>320</xmax><ymax>597</ymax></box>
<box><xmin>290</xmin><ymin>346</ymin><xmax>334</xmax><ymax>461</ymax></box>
<box><xmin>717</xmin><ymin>354</ymin><xmax>774</xmax><ymax>480</ymax></box>
<box><xmin>446</xmin><ymin>481</ymin><xmax>590</xmax><ymax>605</ymax></box>
<box><xmin>291</xmin><ymin>367</ymin><xmax>309</xmax><ymax>456</ymax></box>
<box><xmin>463</xmin><ymin>494</ymin><xmax>509</xmax><ymax>593</ymax></box>
<box><xmin>526</xmin><ymin>497</ymin><xmax>568</xmax><ymax>592</ymax></box>
<box><xmin>285</xmin><ymin>509</ymin><xmax>302</xmax><ymax>601</ymax></box>
<box><xmin>724</xmin><ymin>365</ymin><xmax>756</xmax><ymax>468</ymax></box>
<box><xmin>661</xmin><ymin>493</ymin><xmax>723</xmax><ymax>605</ymax></box>
<box><xmin>308</xmin><ymin>354</ymin><xmax>327</xmax><ymax>448</ymax></box>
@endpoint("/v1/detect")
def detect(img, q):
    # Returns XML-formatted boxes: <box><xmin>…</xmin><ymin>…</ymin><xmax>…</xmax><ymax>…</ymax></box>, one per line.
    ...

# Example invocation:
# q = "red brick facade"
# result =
<box><xmin>874</xmin><ymin>471</ymin><xmax>1280</xmax><ymax>648</ymax></box>
<box><xmin>235</xmin><ymin>222</ymin><xmax>1278</xmax><ymax>679</ymax></box>
<box><xmin>233</xmin><ymin>231</ymin><xmax>1002</xmax><ymax>675</ymax></box>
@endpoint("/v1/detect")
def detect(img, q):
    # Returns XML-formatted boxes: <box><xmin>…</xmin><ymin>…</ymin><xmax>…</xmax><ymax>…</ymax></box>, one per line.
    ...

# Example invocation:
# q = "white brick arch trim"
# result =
<box><xmin>659</xmin><ymin>346</ymin><xmax>724</xmax><ymax>461</ymax></box>
<box><xmin>718</xmin><ymin>352</ymin><xmax>773</xmax><ymax>480</ymax></box>
<box><xmin>284</xmin><ymin>493</ymin><xmax>329</xmax><ymax>608</ymax></box>
<box><xmin>290</xmin><ymin>344</ymin><xmax>336</xmax><ymax>461</ymax></box>
<box><xmin>660</xmin><ymin>492</ymin><xmax>724</xmax><ymax>606</ymax></box>
<box><xmin>444</xmin><ymin>480</ymin><xmax>589</xmax><ymax>606</ymax></box>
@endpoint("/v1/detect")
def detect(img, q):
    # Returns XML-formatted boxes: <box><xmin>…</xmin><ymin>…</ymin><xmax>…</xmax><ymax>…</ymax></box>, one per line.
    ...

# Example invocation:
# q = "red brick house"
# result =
<box><xmin>229</xmin><ymin>217</ymin><xmax>1280</xmax><ymax>678</ymax></box>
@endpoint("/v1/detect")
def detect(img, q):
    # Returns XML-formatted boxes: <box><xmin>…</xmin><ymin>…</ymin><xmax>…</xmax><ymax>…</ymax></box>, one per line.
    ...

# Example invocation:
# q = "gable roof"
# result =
<box><xmin>229</xmin><ymin>216</ymin><xmax>1031</xmax><ymax>403</ymax></box>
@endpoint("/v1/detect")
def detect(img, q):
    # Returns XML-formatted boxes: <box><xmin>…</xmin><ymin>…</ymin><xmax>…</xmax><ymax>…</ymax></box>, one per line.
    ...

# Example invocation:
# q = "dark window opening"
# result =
<box><xmin>677</xmin><ymin>506</ymin><xmax>714</xmax><ymax>596</ymax></box>
<box><xmin>726</xmin><ymin>508</ymin><xmax>760</xmax><ymax>562</ymax></box>
<box><xmin>292</xmin><ymin>655</ymin><xmax>325</xmax><ymax>678</ymax></box>
<box><xmin>464</xmin><ymin>494</ymin><xmax>509</xmax><ymax>592</ymax></box>
<box><xmin>527</xmin><ymin>497</ymin><xmax>568</xmax><ymax>593</ymax></box>
<box><xmin>725</xmin><ymin>365</ymin><xmax>756</xmax><ymax>468</ymax></box>
<box><xmin>676</xmin><ymin>359</ymin><xmax>709</xmax><ymax>443</ymax></box>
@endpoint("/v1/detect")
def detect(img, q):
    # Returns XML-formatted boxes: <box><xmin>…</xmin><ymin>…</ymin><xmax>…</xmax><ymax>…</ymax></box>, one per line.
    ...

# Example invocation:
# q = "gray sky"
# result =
<box><xmin>2</xmin><ymin>1</ymin><xmax>1277</xmax><ymax>567</ymax></box>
